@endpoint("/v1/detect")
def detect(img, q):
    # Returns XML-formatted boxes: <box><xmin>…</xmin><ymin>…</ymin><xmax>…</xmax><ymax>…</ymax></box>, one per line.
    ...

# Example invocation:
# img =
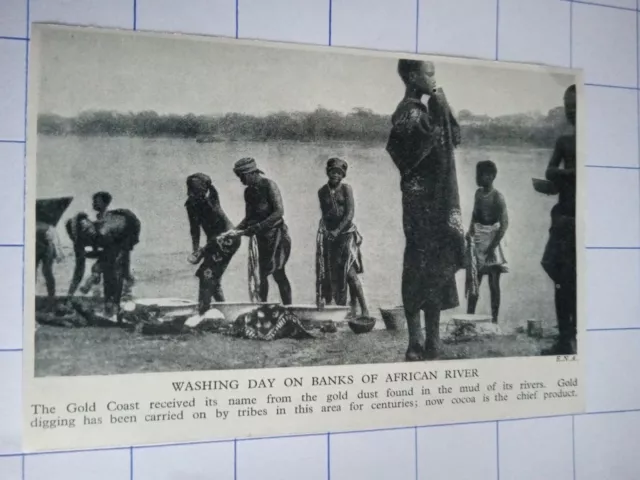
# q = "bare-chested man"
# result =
<box><xmin>540</xmin><ymin>85</ymin><xmax>577</xmax><ymax>355</ymax></box>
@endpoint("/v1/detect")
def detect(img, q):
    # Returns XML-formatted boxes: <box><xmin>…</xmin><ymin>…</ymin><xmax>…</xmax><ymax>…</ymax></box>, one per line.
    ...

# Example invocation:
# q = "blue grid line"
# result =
<box><xmin>413</xmin><ymin>426</ymin><xmax>418</xmax><ymax>480</ymax></box>
<box><xmin>331</xmin><ymin>423</ymin><xmax>435</xmax><ymax>436</ymax></box>
<box><xmin>562</xmin><ymin>0</ymin><xmax>640</xmax><ymax>12</ymax></box>
<box><xmin>585</xmin><ymin>82</ymin><xmax>639</xmax><ymax>91</ymax></box>
<box><xmin>587</xmin><ymin>326</ymin><xmax>640</xmax><ymax>331</ymax></box>
<box><xmin>134</xmin><ymin>437</ymin><xmax>234</xmax><ymax>450</ymax></box>
<box><xmin>569</xmin><ymin>0</ymin><xmax>573</xmax><ymax>68</ymax></box>
<box><xmin>21</xmin><ymin>0</ymin><xmax>29</xmax><ymax>352</ymax></box>
<box><xmin>0</xmin><ymin>139</ymin><xmax>25</xmax><ymax>144</ymax></box>
<box><xmin>1</xmin><ymin>444</ymin><xmax>131</xmax><ymax>458</ymax></box>
<box><xmin>326</xmin><ymin>433</ymin><xmax>331</xmax><ymax>480</ymax></box>
<box><xmin>0</xmin><ymin>244</ymin><xmax>24</xmax><ymax>247</ymax></box>
<box><xmin>3</xmin><ymin>409</ymin><xmax>640</xmax><ymax>459</ymax></box>
<box><xmin>0</xmin><ymin>348</ymin><xmax>23</xmax><ymax>352</ymax></box>
<box><xmin>233</xmin><ymin>438</ymin><xmax>237</xmax><ymax>480</ymax></box>
<box><xmin>414</xmin><ymin>0</ymin><xmax>419</xmax><ymax>54</ymax></box>
<box><xmin>328</xmin><ymin>0</ymin><xmax>332</xmax><ymax>46</ymax></box>
<box><xmin>238</xmin><ymin>431</ymin><xmax>326</xmax><ymax>442</ymax></box>
<box><xmin>133</xmin><ymin>0</ymin><xmax>137</xmax><ymax>30</ymax></box>
<box><xmin>0</xmin><ymin>36</ymin><xmax>29</xmax><ymax>41</ymax></box>
<box><xmin>585</xmin><ymin>246</ymin><xmax>640</xmax><ymax>249</ymax></box>
<box><xmin>585</xmin><ymin>164</ymin><xmax>640</xmax><ymax>169</ymax></box>
<box><xmin>235</xmin><ymin>0</ymin><xmax>239</xmax><ymax>39</ymax></box>
<box><xmin>572</xmin><ymin>415</ymin><xmax>577</xmax><ymax>480</ymax></box>
<box><xmin>496</xmin><ymin>421</ymin><xmax>500</xmax><ymax>480</ymax></box>
<box><xmin>129</xmin><ymin>446</ymin><xmax>133</xmax><ymax>480</ymax></box>
<box><xmin>495</xmin><ymin>0</ymin><xmax>500</xmax><ymax>61</ymax></box>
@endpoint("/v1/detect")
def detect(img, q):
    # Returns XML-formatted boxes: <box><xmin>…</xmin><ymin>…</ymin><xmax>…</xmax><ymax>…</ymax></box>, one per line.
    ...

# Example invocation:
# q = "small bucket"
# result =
<box><xmin>527</xmin><ymin>319</ymin><xmax>543</xmax><ymax>339</ymax></box>
<box><xmin>379</xmin><ymin>306</ymin><xmax>406</xmax><ymax>331</ymax></box>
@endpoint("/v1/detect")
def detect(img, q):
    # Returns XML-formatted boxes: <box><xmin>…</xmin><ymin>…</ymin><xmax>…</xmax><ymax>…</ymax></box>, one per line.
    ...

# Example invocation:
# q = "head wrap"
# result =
<box><xmin>186</xmin><ymin>173</ymin><xmax>212</xmax><ymax>197</ymax></box>
<box><xmin>233</xmin><ymin>157</ymin><xmax>264</xmax><ymax>176</ymax></box>
<box><xmin>326</xmin><ymin>157</ymin><xmax>348</xmax><ymax>177</ymax></box>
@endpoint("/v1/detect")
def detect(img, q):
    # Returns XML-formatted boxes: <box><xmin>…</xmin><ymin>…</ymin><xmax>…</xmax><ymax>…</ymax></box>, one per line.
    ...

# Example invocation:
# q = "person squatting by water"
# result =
<box><xmin>465</xmin><ymin>160</ymin><xmax>509</xmax><ymax>324</ymax></box>
<box><xmin>78</xmin><ymin>191</ymin><xmax>135</xmax><ymax>297</ymax></box>
<box><xmin>66</xmin><ymin>206</ymin><xmax>141</xmax><ymax>318</ymax></box>
<box><xmin>386</xmin><ymin>58</ymin><xmax>466</xmax><ymax>362</ymax></box>
<box><xmin>541</xmin><ymin>84</ymin><xmax>577</xmax><ymax>356</ymax></box>
<box><xmin>222</xmin><ymin>157</ymin><xmax>293</xmax><ymax>305</ymax></box>
<box><xmin>315</xmin><ymin>157</ymin><xmax>370</xmax><ymax>318</ymax></box>
<box><xmin>185</xmin><ymin>173</ymin><xmax>241</xmax><ymax>315</ymax></box>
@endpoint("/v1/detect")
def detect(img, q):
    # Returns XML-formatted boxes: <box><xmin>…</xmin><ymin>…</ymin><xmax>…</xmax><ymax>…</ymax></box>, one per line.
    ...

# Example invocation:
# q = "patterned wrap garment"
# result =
<box><xmin>385</xmin><ymin>93</ymin><xmax>466</xmax><ymax>313</ymax></box>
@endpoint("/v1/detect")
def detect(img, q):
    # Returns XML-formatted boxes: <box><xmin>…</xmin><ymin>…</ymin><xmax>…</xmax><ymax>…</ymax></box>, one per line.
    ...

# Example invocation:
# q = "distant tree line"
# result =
<box><xmin>37</xmin><ymin>105</ymin><xmax>568</xmax><ymax>148</ymax></box>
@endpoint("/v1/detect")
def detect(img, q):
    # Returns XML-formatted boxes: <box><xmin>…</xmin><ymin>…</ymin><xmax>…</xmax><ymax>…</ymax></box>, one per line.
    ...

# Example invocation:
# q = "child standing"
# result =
<box><xmin>79</xmin><ymin>192</ymin><xmax>112</xmax><ymax>295</ymax></box>
<box><xmin>316</xmin><ymin>157</ymin><xmax>369</xmax><ymax>319</ymax></box>
<box><xmin>78</xmin><ymin>191</ymin><xmax>135</xmax><ymax>299</ymax></box>
<box><xmin>465</xmin><ymin>160</ymin><xmax>509</xmax><ymax>324</ymax></box>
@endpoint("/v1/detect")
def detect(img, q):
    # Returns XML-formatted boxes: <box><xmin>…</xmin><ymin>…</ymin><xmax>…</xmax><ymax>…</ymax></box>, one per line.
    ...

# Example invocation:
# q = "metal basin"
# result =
<box><xmin>286</xmin><ymin>305</ymin><xmax>350</xmax><ymax>324</ymax></box>
<box><xmin>209</xmin><ymin>302</ymin><xmax>276</xmax><ymax>322</ymax></box>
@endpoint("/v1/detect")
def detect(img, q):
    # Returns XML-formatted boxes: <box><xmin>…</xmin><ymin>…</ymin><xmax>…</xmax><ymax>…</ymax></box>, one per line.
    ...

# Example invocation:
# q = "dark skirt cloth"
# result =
<box><xmin>195</xmin><ymin>235</ymin><xmax>241</xmax><ymax>281</ymax></box>
<box><xmin>541</xmin><ymin>204</ymin><xmax>576</xmax><ymax>287</ymax></box>
<box><xmin>256</xmin><ymin>223</ymin><xmax>291</xmax><ymax>277</ymax></box>
<box><xmin>227</xmin><ymin>305</ymin><xmax>313</xmax><ymax>341</ymax></box>
<box><xmin>401</xmin><ymin>182</ymin><xmax>464</xmax><ymax>312</ymax></box>
<box><xmin>317</xmin><ymin>224</ymin><xmax>363</xmax><ymax>306</ymax></box>
<box><xmin>386</xmin><ymin>95</ymin><xmax>465</xmax><ymax>313</ymax></box>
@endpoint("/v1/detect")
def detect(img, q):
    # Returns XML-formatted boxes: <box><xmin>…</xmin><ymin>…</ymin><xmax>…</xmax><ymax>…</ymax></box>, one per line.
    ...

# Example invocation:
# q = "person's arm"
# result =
<box><xmin>488</xmin><ymin>192</ymin><xmax>509</xmax><ymax>251</ymax></box>
<box><xmin>234</xmin><ymin>189</ymin><xmax>251</xmax><ymax>232</ymax></box>
<box><xmin>243</xmin><ymin>180</ymin><xmax>284</xmax><ymax>236</ymax></box>
<box><xmin>332</xmin><ymin>184</ymin><xmax>355</xmax><ymax>235</ymax></box>
<box><xmin>186</xmin><ymin>203</ymin><xmax>201</xmax><ymax>253</ymax></box>
<box><xmin>318</xmin><ymin>187</ymin><xmax>328</xmax><ymax>220</ymax></box>
<box><xmin>448</xmin><ymin>108</ymin><xmax>461</xmax><ymax>147</ymax></box>
<box><xmin>545</xmin><ymin>136</ymin><xmax>575</xmax><ymax>181</ymax></box>
<box><xmin>467</xmin><ymin>191</ymin><xmax>479</xmax><ymax>238</ymax></box>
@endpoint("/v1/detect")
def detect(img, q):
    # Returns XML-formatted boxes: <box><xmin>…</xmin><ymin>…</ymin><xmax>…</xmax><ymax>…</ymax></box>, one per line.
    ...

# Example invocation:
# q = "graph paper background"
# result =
<box><xmin>1</xmin><ymin>0</ymin><xmax>639</xmax><ymax>478</ymax></box>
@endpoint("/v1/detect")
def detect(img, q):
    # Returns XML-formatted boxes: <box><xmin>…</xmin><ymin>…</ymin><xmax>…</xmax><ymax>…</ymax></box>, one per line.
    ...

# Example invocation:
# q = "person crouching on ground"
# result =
<box><xmin>221</xmin><ymin>158</ymin><xmax>293</xmax><ymax>305</ymax></box>
<box><xmin>316</xmin><ymin>157</ymin><xmax>369</xmax><ymax>319</ymax></box>
<box><xmin>66</xmin><ymin>208</ymin><xmax>141</xmax><ymax>318</ymax></box>
<box><xmin>185</xmin><ymin>172</ymin><xmax>241</xmax><ymax>315</ymax></box>
<box><xmin>465</xmin><ymin>160</ymin><xmax>509</xmax><ymax>324</ymax></box>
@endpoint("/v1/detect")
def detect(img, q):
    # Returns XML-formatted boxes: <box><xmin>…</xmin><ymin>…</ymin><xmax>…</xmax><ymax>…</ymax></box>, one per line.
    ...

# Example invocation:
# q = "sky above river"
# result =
<box><xmin>36</xmin><ymin>27</ymin><xmax>576</xmax><ymax>118</ymax></box>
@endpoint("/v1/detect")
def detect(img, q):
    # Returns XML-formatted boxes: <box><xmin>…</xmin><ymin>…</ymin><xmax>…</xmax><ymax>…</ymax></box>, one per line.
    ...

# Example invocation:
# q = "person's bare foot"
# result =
<box><xmin>405</xmin><ymin>344</ymin><xmax>424</xmax><ymax>362</ymax></box>
<box><xmin>424</xmin><ymin>339</ymin><xmax>442</xmax><ymax>361</ymax></box>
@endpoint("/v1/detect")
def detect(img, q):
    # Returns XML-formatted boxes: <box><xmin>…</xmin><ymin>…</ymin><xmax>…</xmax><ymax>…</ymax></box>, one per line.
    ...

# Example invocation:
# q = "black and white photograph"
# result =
<box><xmin>28</xmin><ymin>25</ymin><xmax>581</xmax><ymax>378</ymax></box>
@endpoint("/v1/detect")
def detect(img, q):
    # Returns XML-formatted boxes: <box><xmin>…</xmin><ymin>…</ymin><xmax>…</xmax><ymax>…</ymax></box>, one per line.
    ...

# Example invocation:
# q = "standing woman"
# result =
<box><xmin>385</xmin><ymin>59</ymin><xmax>466</xmax><ymax>362</ymax></box>
<box><xmin>223</xmin><ymin>158</ymin><xmax>293</xmax><ymax>305</ymax></box>
<box><xmin>36</xmin><ymin>220</ymin><xmax>61</xmax><ymax>307</ymax></box>
<box><xmin>185</xmin><ymin>173</ymin><xmax>241</xmax><ymax>315</ymax></box>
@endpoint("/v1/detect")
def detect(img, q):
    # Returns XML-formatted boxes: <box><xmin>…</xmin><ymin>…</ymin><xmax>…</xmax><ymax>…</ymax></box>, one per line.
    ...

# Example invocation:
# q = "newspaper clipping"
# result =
<box><xmin>23</xmin><ymin>24</ymin><xmax>586</xmax><ymax>452</ymax></box>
